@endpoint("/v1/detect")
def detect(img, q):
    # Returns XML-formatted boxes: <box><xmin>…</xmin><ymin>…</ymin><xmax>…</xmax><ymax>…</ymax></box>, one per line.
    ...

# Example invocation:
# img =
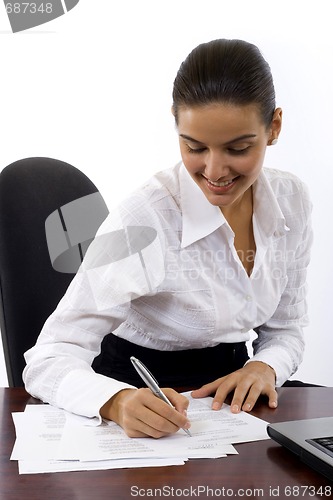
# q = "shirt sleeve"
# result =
<box><xmin>248</xmin><ymin>182</ymin><xmax>313</xmax><ymax>386</ymax></box>
<box><xmin>23</xmin><ymin>193</ymin><xmax>166</xmax><ymax>419</ymax></box>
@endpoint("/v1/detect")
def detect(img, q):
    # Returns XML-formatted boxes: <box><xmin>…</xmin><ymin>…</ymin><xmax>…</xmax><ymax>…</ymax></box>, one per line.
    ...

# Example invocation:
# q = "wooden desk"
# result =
<box><xmin>1</xmin><ymin>387</ymin><xmax>332</xmax><ymax>500</ymax></box>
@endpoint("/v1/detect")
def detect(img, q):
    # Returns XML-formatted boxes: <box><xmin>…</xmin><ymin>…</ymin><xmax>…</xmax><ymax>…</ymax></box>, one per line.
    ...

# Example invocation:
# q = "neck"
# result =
<box><xmin>220</xmin><ymin>187</ymin><xmax>253</xmax><ymax>221</ymax></box>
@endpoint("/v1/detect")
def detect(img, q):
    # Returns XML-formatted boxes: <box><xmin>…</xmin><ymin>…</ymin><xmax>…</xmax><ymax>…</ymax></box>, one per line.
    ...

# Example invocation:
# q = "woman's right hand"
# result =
<box><xmin>100</xmin><ymin>388</ymin><xmax>191</xmax><ymax>438</ymax></box>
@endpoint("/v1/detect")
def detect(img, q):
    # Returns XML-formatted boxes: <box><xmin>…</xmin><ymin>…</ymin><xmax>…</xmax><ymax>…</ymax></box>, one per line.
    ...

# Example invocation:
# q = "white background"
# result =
<box><xmin>0</xmin><ymin>0</ymin><xmax>332</xmax><ymax>387</ymax></box>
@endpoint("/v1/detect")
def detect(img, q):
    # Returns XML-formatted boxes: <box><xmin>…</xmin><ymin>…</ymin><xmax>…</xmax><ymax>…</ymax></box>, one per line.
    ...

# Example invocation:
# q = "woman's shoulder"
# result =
<box><xmin>262</xmin><ymin>167</ymin><xmax>312</xmax><ymax>217</ymax></box>
<box><xmin>122</xmin><ymin>163</ymin><xmax>182</xmax><ymax>213</ymax></box>
<box><xmin>263</xmin><ymin>167</ymin><xmax>311</xmax><ymax>200</ymax></box>
<box><xmin>263</xmin><ymin>166</ymin><xmax>307</xmax><ymax>190</ymax></box>
<box><xmin>99</xmin><ymin>164</ymin><xmax>182</xmax><ymax>233</ymax></box>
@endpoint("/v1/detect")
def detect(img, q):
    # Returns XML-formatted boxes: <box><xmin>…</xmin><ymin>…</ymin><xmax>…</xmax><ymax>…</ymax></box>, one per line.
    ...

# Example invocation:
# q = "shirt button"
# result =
<box><xmin>245</xmin><ymin>295</ymin><xmax>252</xmax><ymax>302</ymax></box>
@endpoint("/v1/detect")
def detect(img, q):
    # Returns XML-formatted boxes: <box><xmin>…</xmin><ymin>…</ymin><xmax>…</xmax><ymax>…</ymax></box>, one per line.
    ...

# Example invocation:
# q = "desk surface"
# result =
<box><xmin>1</xmin><ymin>387</ymin><xmax>332</xmax><ymax>500</ymax></box>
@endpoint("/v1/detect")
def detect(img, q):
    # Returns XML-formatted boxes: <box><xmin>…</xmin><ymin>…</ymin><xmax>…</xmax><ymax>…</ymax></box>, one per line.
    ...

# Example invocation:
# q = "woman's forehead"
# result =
<box><xmin>177</xmin><ymin>103</ymin><xmax>266</xmax><ymax>142</ymax></box>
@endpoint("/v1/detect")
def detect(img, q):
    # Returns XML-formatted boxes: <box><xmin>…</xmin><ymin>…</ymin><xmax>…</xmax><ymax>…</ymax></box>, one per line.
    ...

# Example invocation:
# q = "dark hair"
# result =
<box><xmin>172</xmin><ymin>39</ymin><xmax>275</xmax><ymax>128</ymax></box>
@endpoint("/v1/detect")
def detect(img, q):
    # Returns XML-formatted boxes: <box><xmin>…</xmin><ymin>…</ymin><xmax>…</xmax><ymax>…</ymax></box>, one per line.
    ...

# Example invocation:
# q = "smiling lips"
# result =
<box><xmin>203</xmin><ymin>175</ymin><xmax>240</xmax><ymax>192</ymax></box>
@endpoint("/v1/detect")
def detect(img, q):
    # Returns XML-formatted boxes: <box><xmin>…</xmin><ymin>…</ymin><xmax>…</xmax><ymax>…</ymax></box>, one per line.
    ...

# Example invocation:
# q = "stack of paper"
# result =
<box><xmin>10</xmin><ymin>392</ymin><xmax>269</xmax><ymax>474</ymax></box>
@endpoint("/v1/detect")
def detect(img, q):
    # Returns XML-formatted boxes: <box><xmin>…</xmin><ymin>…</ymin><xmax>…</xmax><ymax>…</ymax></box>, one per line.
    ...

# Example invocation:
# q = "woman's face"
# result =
<box><xmin>177</xmin><ymin>103</ymin><xmax>281</xmax><ymax>211</ymax></box>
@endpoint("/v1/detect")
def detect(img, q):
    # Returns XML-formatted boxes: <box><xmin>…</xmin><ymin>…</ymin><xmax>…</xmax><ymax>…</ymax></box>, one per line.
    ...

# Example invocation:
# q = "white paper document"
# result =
<box><xmin>11</xmin><ymin>405</ymin><xmax>66</xmax><ymax>460</ymax></box>
<box><xmin>11</xmin><ymin>392</ymin><xmax>269</xmax><ymax>474</ymax></box>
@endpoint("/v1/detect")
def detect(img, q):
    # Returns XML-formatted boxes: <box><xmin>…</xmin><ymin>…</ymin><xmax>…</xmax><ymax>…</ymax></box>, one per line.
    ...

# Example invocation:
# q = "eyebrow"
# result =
<box><xmin>179</xmin><ymin>133</ymin><xmax>257</xmax><ymax>145</ymax></box>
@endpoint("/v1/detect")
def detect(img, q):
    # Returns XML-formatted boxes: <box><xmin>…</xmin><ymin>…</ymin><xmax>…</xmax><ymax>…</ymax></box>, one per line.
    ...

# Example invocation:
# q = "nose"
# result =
<box><xmin>204</xmin><ymin>150</ymin><xmax>230</xmax><ymax>182</ymax></box>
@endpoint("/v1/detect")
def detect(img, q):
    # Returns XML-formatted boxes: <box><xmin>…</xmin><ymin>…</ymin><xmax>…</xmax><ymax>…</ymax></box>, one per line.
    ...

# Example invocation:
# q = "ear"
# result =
<box><xmin>268</xmin><ymin>107</ymin><xmax>282</xmax><ymax>145</ymax></box>
<box><xmin>171</xmin><ymin>105</ymin><xmax>179</xmax><ymax>128</ymax></box>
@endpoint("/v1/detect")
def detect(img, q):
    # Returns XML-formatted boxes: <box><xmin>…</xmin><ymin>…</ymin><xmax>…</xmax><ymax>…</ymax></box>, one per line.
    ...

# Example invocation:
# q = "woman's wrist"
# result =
<box><xmin>99</xmin><ymin>388</ymin><xmax>135</xmax><ymax>422</ymax></box>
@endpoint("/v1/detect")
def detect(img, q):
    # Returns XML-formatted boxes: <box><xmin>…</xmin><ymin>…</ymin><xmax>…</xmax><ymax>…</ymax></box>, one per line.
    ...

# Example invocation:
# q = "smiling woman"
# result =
<box><xmin>23</xmin><ymin>38</ymin><xmax>313</xmax><ymax>440</ymax></box>
<box><xmin>172</xmin><ymin>40</ymin><xmax>283</xmax><ymax>278</ymax></box>
<box><xmin>176</xmin><ymin>104</ymin><xmax>281</xmax><ymax>211</ymax></box>
<box><xmin>172</xmin><ymin>39</ymin><xmax>281</xmax><ymax>213</ymax></box>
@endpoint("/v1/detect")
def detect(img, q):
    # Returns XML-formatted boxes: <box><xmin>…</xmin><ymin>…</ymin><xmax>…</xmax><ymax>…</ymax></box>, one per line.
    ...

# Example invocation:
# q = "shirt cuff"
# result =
<box><xmin>245</xmin><ymin>346</ymin><xmax>294</xmax><ymax>387</ymax></box>
<box><xmin>56</xmin><ymin>369</ymin><xmax>136</xmax><ymax>422</ymax></box>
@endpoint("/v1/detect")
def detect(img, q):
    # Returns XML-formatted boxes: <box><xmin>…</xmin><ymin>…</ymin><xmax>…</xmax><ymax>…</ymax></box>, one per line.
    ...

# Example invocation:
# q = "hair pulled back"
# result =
<box><xmin>172</xmin><ymin>39</ymin><xmax>275</xmax><ymax>128</ymax></box>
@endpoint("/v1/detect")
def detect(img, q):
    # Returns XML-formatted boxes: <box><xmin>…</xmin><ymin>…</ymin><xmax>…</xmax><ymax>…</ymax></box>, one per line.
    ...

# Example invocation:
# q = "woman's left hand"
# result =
<box><xmin>191</xmin><ymin>361</ymin><xmax>278</xmax><ymax>413</ymax></box>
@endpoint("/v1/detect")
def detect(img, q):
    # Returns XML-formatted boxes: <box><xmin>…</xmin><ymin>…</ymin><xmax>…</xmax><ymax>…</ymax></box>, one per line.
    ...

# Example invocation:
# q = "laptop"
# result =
<box><xmin>267</xmin><ymin>417</ymin><xmax>333</xmax><ymax>481</ymax></box>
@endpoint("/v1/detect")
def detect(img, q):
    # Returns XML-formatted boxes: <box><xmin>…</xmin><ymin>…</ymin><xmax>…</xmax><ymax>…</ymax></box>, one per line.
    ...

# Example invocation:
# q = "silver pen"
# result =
<box><xmin>130</xmin><ymin>356</ymin><xmax>192</xmax><ymax>437</ymax></box>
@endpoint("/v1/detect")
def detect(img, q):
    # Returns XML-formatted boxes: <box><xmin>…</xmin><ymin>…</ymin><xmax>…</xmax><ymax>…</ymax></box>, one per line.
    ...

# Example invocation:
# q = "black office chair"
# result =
<box><xmin>0</xmin><ymin>157</ymin><xmax>109</xmax><ymax>387</ymax></box>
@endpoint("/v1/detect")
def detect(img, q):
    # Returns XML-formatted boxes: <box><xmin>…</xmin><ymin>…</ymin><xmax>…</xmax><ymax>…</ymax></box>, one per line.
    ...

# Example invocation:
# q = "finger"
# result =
<box><xmin>191</xmin><ymin>378</ymin><xmax>223</xmax><ymax>399</ymax></box>
<box><xmin>163</xmin><ymin>388</ymin><xmax>190</xmax><ymax>415</ymax></box>
<box><xmin>211</xmin><ymin>377</ymin><xmax>239</xmax><ymax>410</ymax></box>
<box><xmin>138</xmin><ymin>406</ymin><xmax>182</xmax><ymax>437</ymax></box>
<box><xmin>151</xmin><ymin>391</ymin><xmax>190</xmax><ymax>430</ymax></box>
<box><xmin>241</xmin><ymin>384</ymin><xmax>278</xmax><ymax>412</ymax></box>
<box><xmin>239</xmin><ymin>385</ymin><xmax>262</xmax><ymax>412</ymax></box>
<box><xmin>106</xmin><ymin>388</ymin><xmax>184</xmax><ymax>438</ymax></box>
<box><xmin>125</xmin><ymin>416</ymin><xmax>176</xmax><ymax>439</ymax></box>
<box><xmin>226</xmin><ymin>369</ymin><xmax>262</xmax><ymax>413</ymax></box>
<box><xmin>267</xmin><ymin>387</ymin><xmax>278</xmax><ymax>409</ymax></box>
<box><xmin>234</xmin><ymin>384</ymin><xmax>278</xmax><ymax>413</ymax></box>
<box><xmin>137</xmin><ymin>390</ymin><xmax>190</xmax><ymax>432</ymax></box>
<box><xmin>123</xmin><ymin>401</ymin><xmax>181</xmax><ymax>438</ymax></box>
<box><xmin>241</xmin><ymin>390</ymin><xmax>278</xmax><ymax>412</ymax></box>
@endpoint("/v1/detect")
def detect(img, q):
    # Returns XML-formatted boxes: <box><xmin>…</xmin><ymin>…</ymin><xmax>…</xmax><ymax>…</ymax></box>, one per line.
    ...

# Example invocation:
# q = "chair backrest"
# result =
<box><xmin>0</xmin><ymin>157</ymin><xmax>109</xmax><ymax>387</ymax></box>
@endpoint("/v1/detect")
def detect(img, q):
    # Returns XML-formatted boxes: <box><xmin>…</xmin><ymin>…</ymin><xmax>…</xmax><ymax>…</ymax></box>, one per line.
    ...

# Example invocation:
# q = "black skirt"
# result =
<box><xmin>93</xmin><ymin>334</ymin><xmax>249</xmax><ymax>389</ymax></box>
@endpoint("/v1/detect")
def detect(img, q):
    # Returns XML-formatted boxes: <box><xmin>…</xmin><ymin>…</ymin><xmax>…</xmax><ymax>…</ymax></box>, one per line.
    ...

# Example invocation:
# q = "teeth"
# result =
<box><xmin>208</xmin><ymin>178</ymin><xmax>235</xmax><ymax>187</ymax></box>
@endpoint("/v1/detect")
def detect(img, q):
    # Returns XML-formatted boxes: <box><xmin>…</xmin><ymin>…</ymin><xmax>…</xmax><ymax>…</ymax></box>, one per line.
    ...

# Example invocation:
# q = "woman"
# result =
<box><xmin>23</xmin><ymin>39</ymin><xmax>312</xmax><ymax>438</ymax></box>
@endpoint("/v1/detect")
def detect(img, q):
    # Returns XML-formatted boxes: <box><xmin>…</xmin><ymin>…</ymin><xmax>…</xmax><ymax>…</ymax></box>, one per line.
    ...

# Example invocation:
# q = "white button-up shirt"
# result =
<box><xmin>23</xmin><ymin>163</ymin><xmax>313</xmax><ymax>419</ymax></box>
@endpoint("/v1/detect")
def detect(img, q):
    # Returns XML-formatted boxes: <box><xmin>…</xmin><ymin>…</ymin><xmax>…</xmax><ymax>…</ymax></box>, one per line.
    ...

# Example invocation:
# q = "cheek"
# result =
<box><xmin>238</xmin><ymin>151</ymin><xmax>265</xmax><ymax>176</ymax></box>
<box><xmin>181</xmin><ymin>152</ymin><xmax>203</xmax><ymax>174</ymax></box>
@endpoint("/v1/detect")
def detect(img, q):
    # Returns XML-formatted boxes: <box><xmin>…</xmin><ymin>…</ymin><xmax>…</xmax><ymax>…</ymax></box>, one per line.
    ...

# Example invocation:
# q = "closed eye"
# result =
<box><xmin>186</xmin><ymin>145</ymin><xmax>207</xmax><ymax>154</ymax></box>
<box><xmin>185</xmin><ymin>144</ymin><xmax>251</xmax><ymax>155</ymax></box>
<box><xmin>227</xmin><ymin>147</ymin><xmax>251</xmax><ymax>155</ymax></box>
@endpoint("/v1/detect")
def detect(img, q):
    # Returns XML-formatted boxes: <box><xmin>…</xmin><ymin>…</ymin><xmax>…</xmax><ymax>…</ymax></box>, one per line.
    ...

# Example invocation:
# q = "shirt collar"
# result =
<box><xmin>179</xmin><ymin>164</ymin><xmax>289</xmax><ymax>249</ymax></box>
<box><xmin>179</xmin><ymin>163</ymin><xmax>226</xmax><ymax>248</ymax></box>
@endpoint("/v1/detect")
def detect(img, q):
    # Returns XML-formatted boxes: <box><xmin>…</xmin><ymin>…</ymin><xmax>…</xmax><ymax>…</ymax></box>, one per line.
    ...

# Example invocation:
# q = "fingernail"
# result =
<box><xmin>182</xmin><ymin>409</ymin><xmax>188</xmax><ymax>417</ymax></box>
<box><xmin>212</xmin><ymin>402</ymin><xmax>221</xmax><ymax>411</ymax></box>
<box><xmin>244</xmin><ymin>403</ymin><xmax>251</xmax><ymax>411</ymax></box>
<box><xmin>231</xmin><ymin>404</ymin><xmax>240</xmax><ymax>413</ymax></box>
<box><xmin>184</xmin><ymin>421</ymin><xmax>191</xmax><ymax>429</ymax></box>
